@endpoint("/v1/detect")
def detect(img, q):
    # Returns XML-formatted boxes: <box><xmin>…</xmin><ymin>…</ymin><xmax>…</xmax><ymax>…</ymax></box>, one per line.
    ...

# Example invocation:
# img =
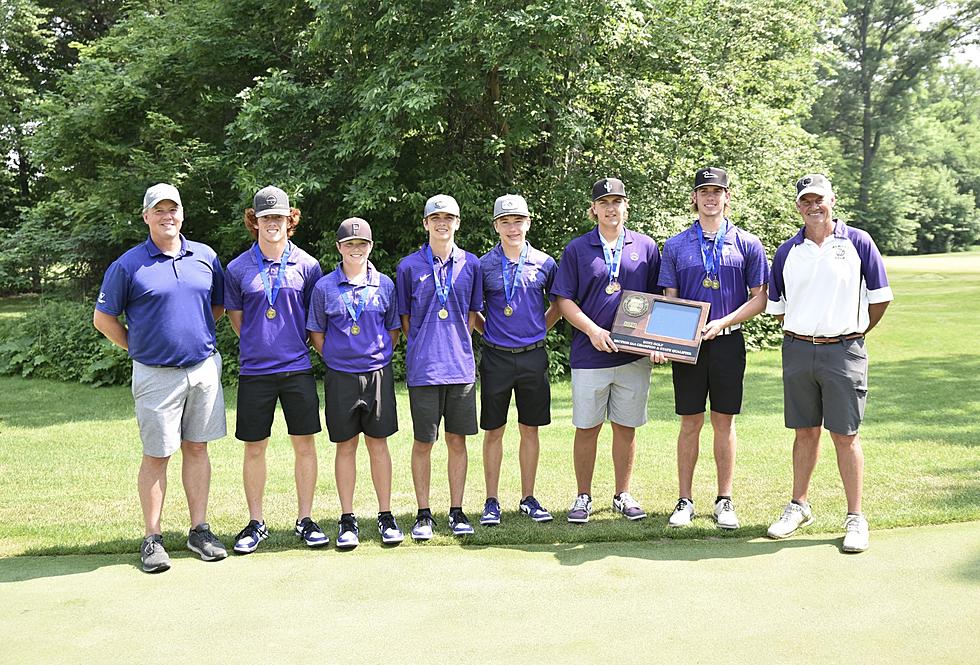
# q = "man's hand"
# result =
<box><xmin>649</xmin><ymin>351</ymin><xmax>668</xmax><ymax>364</ymax></box>
<box><xmin>701</xmin><ymin>319</ymin><xmax>727</xmax><ymax>341</ymax></box>
<box><xmin>587</xmin><ymin>325</ymin><xmax>618</xmax><ymax>353</ymax></box>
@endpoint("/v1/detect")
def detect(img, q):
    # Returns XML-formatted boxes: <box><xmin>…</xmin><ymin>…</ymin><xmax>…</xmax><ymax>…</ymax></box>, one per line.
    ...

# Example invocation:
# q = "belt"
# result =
<box><xmin>482</xmin><ymin>340</ymin><xmax>546</xmax><ymax>354</ymax></box>
<box><xmin>785</xmin><ymin>332</ymin><xmax>864</xmax><ymax>345</ymax></box>
<box><xmin>716</xmin><ymin>323</ymin><xmax>741</xmax><ymax>336</ymax></box>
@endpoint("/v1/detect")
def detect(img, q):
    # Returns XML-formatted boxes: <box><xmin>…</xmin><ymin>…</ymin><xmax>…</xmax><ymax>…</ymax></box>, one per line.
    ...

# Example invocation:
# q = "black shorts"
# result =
<box><xmin>324</xmin><ymin>364</ymin><xmax>398</xmax><ymax>443</ymax></box>
<box><xmin>408</xmin><ymin>383</ymin><xmax>478</xmax><ymax>443</ymax></box>
<box><xmin>671</xmin><ymin>330</ymin><xmax>746</xmax><ymax>416</ymax></box>
<box><xmin>479</xmin><ymin>344</ymin><xmax>551</xmax><ymax>430</ymax></box>
<box><xmin>236</xmin><ymin>370</ymin><xmax>322</xmax><ymax>441</ymax></box>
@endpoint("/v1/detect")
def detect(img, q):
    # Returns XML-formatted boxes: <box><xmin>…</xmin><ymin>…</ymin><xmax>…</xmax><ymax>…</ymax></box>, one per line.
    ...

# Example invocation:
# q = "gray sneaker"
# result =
<box><xmin>187</xmin><ymin>523</ymin><xmax>228</xmax><ymax>561</ymax></box>
<box><xmin>140</xmin><ymin>534</ymin><xmax>171</xmax><ymax>573</ymax></box>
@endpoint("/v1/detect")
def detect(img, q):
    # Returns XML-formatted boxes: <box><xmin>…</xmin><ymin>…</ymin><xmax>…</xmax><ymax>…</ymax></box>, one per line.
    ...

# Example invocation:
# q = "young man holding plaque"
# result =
<box><xmin>765</xmin><ymin>173</ymin><xmax>892</xmax><ymax>553</ymax></box>
<box><xmin>307</xmin><ymin>218</ymin><xmax>405</xmax><ymax>548</ymax></box>
<box><xmin>396</xmin><ymin>194</ymin><xmax>483</xmax><ymax>539</ymax></box>
<box><xmin>659</xmin><ymin>167</ymin><xmax>769</xmax><ymax>530</ymax></box>
<box><xmin>94</xmin><ymin>183</ymin><xmax>228</xmax><ymax>573</ymax></box>
<box><xmin>224</xmin><ymin>186</ymin><xmax>329</xmax><ymax>554</ymax></box>
<box><xmin>474</xmin><ymin>194</ymin><xmax>561</xmax><ymax>525</ymax></box>
<box><xmin>552</xmin><ymin>178</ymin><xmax>662</xmax><ymax>524</ymax></box>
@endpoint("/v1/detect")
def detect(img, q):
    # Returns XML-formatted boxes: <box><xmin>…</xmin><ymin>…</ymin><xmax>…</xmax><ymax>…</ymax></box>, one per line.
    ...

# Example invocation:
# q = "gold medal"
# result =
<box><xmin>350</xmin><ymin>323</ymin><xmax>361</xmax><ymax>335</ymax></box>
<box><xmin>712</xmin><ymin>279</ymin><xmax>721</xmax><ymax>290</ymax></box>
<box><xmin>504</xmin><ymin>304</ymin><xmax>513</xmax><ymax>317</ymax></box>
<box><xmin>438</xmin><ymin>308</ymin><xmax>449</xmax><ymax>320</ymax></box>
<box><xmin>605</xmin><ymin>282</ymin><xmax>621</xmax><ymax>295</ymax></box>
<box><xmin>265</xmin><ymin>307</ymin><xmax>277</xmax><ymax>320</ymax></box>
<box><xmin>702</xmin><ymin>277</ymin><xmax>713</xmax><ymax>288</ymax></box>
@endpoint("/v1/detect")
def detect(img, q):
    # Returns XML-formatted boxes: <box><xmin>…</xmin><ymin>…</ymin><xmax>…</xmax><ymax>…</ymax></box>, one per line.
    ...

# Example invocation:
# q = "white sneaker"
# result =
<box><xmin>713</xmin><ymin>498</ymin><xmax>740</xmax><ymax>530</ymax></box>
<box><xmin>767</xmin><ymin>501</ymin><xmax>814</xmax><ymax>539</ymax></box>
<box><xmin>667</xmin><ymin>498</ymin><xmax>695</xmax><ymax>527</ymax></box>
<box><xmin>842</xmin><ymin>513</ymin><xmax>870</xmax><ymax>553</ymax></box>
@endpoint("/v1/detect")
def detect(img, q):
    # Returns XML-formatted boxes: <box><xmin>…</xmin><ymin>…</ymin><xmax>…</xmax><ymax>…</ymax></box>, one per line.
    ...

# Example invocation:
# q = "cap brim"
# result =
<box><xmin>338</xmin><ymin>236</ymin><xmax>373</xmax><ymax>243</ymax></box>
<box><xmin>255</xmin><ymin>208</ymin><xmax>291</xmax><ymax>217</ymax></box>
<box><xmin>795</xmin><ymin>186</ymin><xmax>832</xmax><ymax>201</ymax></box>
<box><xmin>143</xmin><ymin>197</ymin><xmax>181</xmax><ymax>211</ymax></box>
<box><xmin>694</xmin><ymin>183</ymin><xmax>729</xmax><ymax>190</ymax></box>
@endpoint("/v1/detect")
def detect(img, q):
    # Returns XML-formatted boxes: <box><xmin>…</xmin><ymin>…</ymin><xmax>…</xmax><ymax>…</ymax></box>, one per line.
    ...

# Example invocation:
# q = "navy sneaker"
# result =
<box><xmin>378</xmin><ymin>513</ymin><xmax>405</xmax><ymax>544</ymax></box>
<box><xmin>519</xmin><ymin>495</ymin><xmax>553</xmax><ymax>523</ymax></box>
<box><xmin>336</xmin><ymin>514</ymin><xmax>359</xmax><ymax>550</ymax></box>
<box><xmin>295</xmin><ymin>517</ymin><xmax>330</xmax><ymax>548</ymax></box>
<box><xmin>233</xmin><ymin>519</ymin><xmax>270</xmax><ymax>554</ymax></box>
<box><xmin>411</xmin><ymin>513</ymin><xmax>435</xmax><ymax>541</ymax></box>
<box><xmin>449</xmin><ymin>509</ymin><xmax>475</xmax><ymax>536</ymax></box>
<box><xmin>480</xmin><ymin>497</ymin><xmax>502</xmax><ymax>525</ymax></box>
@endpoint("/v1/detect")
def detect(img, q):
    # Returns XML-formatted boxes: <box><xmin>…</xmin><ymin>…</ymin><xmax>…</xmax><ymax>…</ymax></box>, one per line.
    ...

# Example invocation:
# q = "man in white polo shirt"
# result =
<box><xmin>765</xmin><ymin>173</ymin><xmax>893</xmax><ymax>553</ymax></box>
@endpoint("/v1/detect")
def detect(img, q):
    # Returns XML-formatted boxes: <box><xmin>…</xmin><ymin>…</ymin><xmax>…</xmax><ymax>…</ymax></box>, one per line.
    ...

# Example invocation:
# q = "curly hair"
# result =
<box><xmin>243</xmin><ymin>208</ymin><xmax>302</xmax><ymax>240</ymax></box>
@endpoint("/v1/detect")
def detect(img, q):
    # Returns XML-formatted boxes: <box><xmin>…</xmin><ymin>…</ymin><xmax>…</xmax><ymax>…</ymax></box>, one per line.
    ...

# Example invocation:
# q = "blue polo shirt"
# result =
<box><xmin>96</xmin><ymin>235</ymin><xmax>224</xmax><ymax>367</ymax></box>
<box><xmin>307</xmin><ymin>262</ymin><xmax>399</xmax><ymax>374</ymax></box>
<box><xmin>224</xmin><ymin>241</ymin><xmax>322</xmax><ymax>375</ymax></box>
<box><xmin>551</xmin><ymin>227</ymin><xmax>662</xmax><ymax>369</ymax></box>
<box><xmin>480</xmin><ymin>243</ymin><xmax>557</xmax><ymax>348</ymax></box>
<box><xmin>659</xmin><ymin>221</ymin><xmax>769</xmax><ymax>319</ymax></box>
<box><xmin>396</xmin><ymin>243</ymin><xmax>483</xmax><ymax>386</ymax></box>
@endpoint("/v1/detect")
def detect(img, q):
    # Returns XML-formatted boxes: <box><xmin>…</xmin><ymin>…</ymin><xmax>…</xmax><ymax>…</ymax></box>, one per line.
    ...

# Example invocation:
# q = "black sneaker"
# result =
<box><xmin>186</xmin><ymin>523</ymin><xmax>228</xmax><ymax>561</ymax></box>
<box><xmin>336</xmin><ymin>514</ymin><xmax>359</xmax><ymax>550</ymax></box>
<box><xmin>295</xmin><ymin>517</ymin><xmax>330</xmax><ymax>547</ymax></box>
<box><xmin>141</xmin><ymin>534</ymin><xmax>171</xmax><ymax>573</ymax></box>
<box><xmin>378</xmin><ymin>513</ymin><xmax>405</xmax><ymax>544</ymax></box>
<box><xmin>448</xmin><ymin>509</ymin><xmax>475</xmax><ymax>536</ymax></box>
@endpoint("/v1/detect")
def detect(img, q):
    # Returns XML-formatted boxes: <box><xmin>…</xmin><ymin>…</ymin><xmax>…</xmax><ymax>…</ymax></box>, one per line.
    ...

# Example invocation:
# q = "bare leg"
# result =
<box><xmin>792</xmin><ymin>427</ymin><xmax>822</xmax><ymax>503</ymax></box>
<box><xmin>138</xmin><ymin>454</ymin><xmax>170</xmax><ymax>536</ymax></box>
<box><xmin>482</xmin><ymin>425</ymin><xmax>505</xmax><ymax>499</ymax></box>
<box><xmin>573</xmin><ymin>424</ymin><xmax>602</xmax><ymax>495</ymax></box>
<box><xmin>446</xmin><ymin>433</ymin><xmax>468</xmax><ymax>507</ymax></box>
<box><xmin>292</xmin><ymin>434</ymin><xmax>318</xmax><ymax>520</ymax></box>
<box><xmin>710</xmin><ymin>411</ymin><xmax>736</xmax><ymax>497</ymax></box>
<box><xmin>180</xmin><ymin>440</ymin><xmax>211</xmax><ymax>528</ymax></box>
<box><xmin>411</xmin><ymin>440</ymin><xmax>432</xmax><ymax>510</ymax></box>
<box><xmin>517</xmin><ymin>423</ymin><xmax>540</xmax><ymax>498</ymax></box>
<box><xmin>677</xmin><ymin>414</ymin><xmax>704</xmax><ymax>499</ymax></box>
<box><xmin>242</xmin><ymin>439</ymin><xmax>268</xmax><ymax>521</ymax></box>
<box><xmin>830</xmin><ymin>432</ymin><xmax>863</xmax><ymax>514</ymax></box>
<box><xmin>610</xmin><ymin>422</ymin><xmax>636</xmax><ymax>495</ymax></box>
<box><xmin>335</xmin><ymin>436</ymin><xmax>358</xmax><ymax>515</ymax></box>
<box><xmin>364</xmin><ymin>436</ymin><xmax>393</xmax><ymax>513</ymax></box>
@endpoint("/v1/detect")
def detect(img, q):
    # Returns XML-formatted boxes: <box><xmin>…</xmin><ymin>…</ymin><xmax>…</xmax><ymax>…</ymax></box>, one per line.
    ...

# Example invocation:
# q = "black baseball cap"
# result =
<box><xmin>337</xmin><ymin>217</ymin><xmax>373</xmax><ymax>243</ymax></box>
<box><xmin>693</xmin><ymin>167</ymin><xmax>729</xmax><ymax>190</ymax></box>
<box><xmin>591</xmin><ymin>178</ymin><xmax>627</xmax><ymax>200</ymax></box>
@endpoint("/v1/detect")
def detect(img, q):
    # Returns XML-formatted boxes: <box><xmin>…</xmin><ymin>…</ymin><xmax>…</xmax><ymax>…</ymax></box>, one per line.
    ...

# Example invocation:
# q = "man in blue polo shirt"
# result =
<box><xmin>765</xmin><ymin>173</ymin><xmax>892</xmax><ymax>553</ymax></box>
<box><xmin>552</xmin><ymin>178</ymin><xmax>662</xmax><ymax>524</ymax></box>
<box><xmin>224</xmin><ymin>186</ymin><xmax>328</xmax><ymax>555</ymax></box>
<box><xmin>396</xmin><ymin>194</ymin><xmax>483</xmax><ymax>539</ymax></box>
<box><xmin>94</xmin><ymin>183</ymin><xmax>228</xmax><ymax>573</ymax></box>
<box><xmin>474</xmin><ymin>194</ymin><xmax>561</xmax><ymax>526</ymax></box>
<box><xmin>659</xmin><ymin>167</ymin><xmax>769</xmax><ymax>530</ymax></box>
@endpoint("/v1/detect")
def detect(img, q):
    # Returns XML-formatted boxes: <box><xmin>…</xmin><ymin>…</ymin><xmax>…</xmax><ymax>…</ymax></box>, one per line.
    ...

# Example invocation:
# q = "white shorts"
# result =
<box><xmin>571</xmin><ymin>357</ymin><xmax>652</xmax><ymax>428</ymax></box>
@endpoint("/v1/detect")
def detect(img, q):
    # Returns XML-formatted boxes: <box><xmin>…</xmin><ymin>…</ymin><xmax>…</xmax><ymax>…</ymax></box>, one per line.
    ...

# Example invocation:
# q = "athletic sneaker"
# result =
<box><xmin>567</xmin><ymin>493</ymin><xmax>593</xmax><ymax>523</ymax></box>
<box><xmin>140</xmin><ymin>534</ymin><xmax>171</xmax><ymax>573</ymax></box>
<box><xmin>295</xmin><ymin>517</ymin><xmax>330</xmax><ymax>548</ymax></box>
<box><xmin>519</xmin><ymin>495</ymin><xmax>553</xmax><ymax>523</ymax></box>
<box><xmin>842</xmin><ymin>513</ymin><xmax>870</xmax><ymax>553</ymax></box>
<box><xmin>233</xmin><ymin>519</ymin><xmax>270</xmax><ymax>554</ymax></box>
<box><xmin>480</xmin><ymin>497</ymin><xmax>502</xmax><ymax>526</ymax></box>
<box><xmin>713</xmin><ymin>498</ymin><xmax>740</xmax><ymax>530</ymax></box>
<box><xmin>668</xmin><ymin>498</ymin><xmax>695</xmax><ymax>527</ymax></box>
<box><xmin>449</xmin><ymin>509</ymin><xmax>475</xmax><ymax>536</ymax></box>
<box><xmin>336</xmin><ymin>515</ymin><xmax>359</xmax><ymax>550</ymax></box>
<box><xmin>378</xmin><ymin>513</ymin><xmax>405</xmax><ymax>544</ymax></box>
<box><xmin>767</xmin><ymin>501</ymin><xmax>814</xmax><ymax>539</ymax></box>
<box><xmin>186</xmin><ymin>523</ymin><xmax>228</xmax><ymax>561</ymax></box>
<box><xmin>612</xmin><ymin>492</ymin><xmax>647</xmax><ymax>520</ymax></box>
<box><xmin>411</xmin><ymin>513</ymin><xmax>435</xmax><ymax>541</ymax></box>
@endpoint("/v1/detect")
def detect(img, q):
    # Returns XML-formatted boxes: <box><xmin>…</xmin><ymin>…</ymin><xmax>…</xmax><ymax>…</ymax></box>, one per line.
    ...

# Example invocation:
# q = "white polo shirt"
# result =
<box><xmin>766</xmin><ymin>220</ymin><xmax>893</xmax><ymax>336</ymax></box>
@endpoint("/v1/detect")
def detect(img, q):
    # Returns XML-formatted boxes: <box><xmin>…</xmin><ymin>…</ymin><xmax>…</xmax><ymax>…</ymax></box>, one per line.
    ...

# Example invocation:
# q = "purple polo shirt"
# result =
<box><xmin>396</xmin><ymin>243</ymin><xmax>483</xmax><ymax>386</ymax></box>
<box><xmin>306</xmin><ymin>262</ymin><xmax>399</xmax><ymax>374</ymax></box>
<box><xmin>96</xmin><ymin>235</ymin><xmax>224</xmax><ymax>367</ymax></box>
<box><xmin>659</xmin><ymin>221</ymin><xmax>769</xmax><ymax>319</ymax></box>
<box><xmin>552</xmin><ymin>227</ymin><xmax>662</xmax><ymax>369</ymax></box>
<box><xmin>224</xmin><ymin>241</ymin><xmax>322</xmax><ymax>375</ymax></box>
<box><xmin>480</xmin><ymin>243</ymin><xmax>557</xmax><ymax>347</ymax></box>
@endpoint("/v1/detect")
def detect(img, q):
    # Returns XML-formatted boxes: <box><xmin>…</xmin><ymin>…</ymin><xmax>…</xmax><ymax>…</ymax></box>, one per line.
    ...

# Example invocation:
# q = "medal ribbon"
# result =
<box><xmin>602</xmin><ymin>231</ymin><xmax>625</xmax><ymax>286</ymax></box>
<box><xmin>252</xmin><ymin>242</ymin><xmax>292</xmax><ymax>310</ymax></box>
<box><xmin>695</xmin><ymin>219</ymin><xmax>728</xmax><ymax>281</ymax></box>
<box><xmin>340</xmin><ymin>283</ymin><xmax>376</xmax><ymax>326</ymax></box>
<box><xmin>425</xmin><ymin>244</ymin><xmax>454</xmax><ymax>309</ymax></box>
<box><xmin>501</xmin><ymin>242</ymin><xmax>528</xmax><ymax>307</ymax></box>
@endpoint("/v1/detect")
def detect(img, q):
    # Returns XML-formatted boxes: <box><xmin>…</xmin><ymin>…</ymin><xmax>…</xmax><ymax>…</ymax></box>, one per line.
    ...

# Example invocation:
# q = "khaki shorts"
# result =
<box><xmin>132</xmin><ymin>353</ymin><xmax>227</xmax><ymax>457</ymax></box>
<box><xmin>571</xmin><ymin>357</ymin><xmax>652</xmax><ymax>428</ymax></box>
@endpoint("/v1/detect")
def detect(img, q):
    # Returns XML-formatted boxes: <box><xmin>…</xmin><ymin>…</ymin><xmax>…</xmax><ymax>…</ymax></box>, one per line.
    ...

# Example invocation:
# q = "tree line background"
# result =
<box><xmin>1</xmin><ymin>0</ymin><xmax>978</xmax><ymax>384</ymax></box>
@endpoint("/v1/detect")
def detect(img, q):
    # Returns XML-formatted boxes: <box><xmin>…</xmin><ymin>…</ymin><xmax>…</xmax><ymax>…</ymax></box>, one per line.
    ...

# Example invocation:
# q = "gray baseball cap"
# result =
<box><xmin>493</xmin><ymin>194</ymin><xmax>530</xmax><ymax>220</ymax></box>
<box><xmin>337</xmin><ymin>217</ymin><xmax>373</xmax><ymax>243</ymax></box>
<box><xmin>423</xmin><ymin>194</ymin><xmax>460</xmax><ymax>218</ymax></box>
<box><xmin>253</xmin><ymin>185</ymin><xmax>291</xmax><ymax>217</ymax></box>
<box><xmin>142</xmin><ymin>183</ymin><xmax>182</xmax><ymax>211</ymax></box>
<box><xmin>795</xmin><ymin>174</ymin><xmax>833</xmax><ymax>201</ymax></box>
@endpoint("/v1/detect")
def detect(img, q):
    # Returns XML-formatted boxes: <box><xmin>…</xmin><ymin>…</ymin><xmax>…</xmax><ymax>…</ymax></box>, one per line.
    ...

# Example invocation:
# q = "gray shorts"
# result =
<box><xmin>408</xmin><ymin>383</ymin><xmax>478</xmax><ymax>443</ymax></box>
<box><xmin>132</xmin><ymin>353</ymin><xmax>227</xmax><ymax>457</ymax></box>
<box><xmin>571</xmin><ymin>357</ymin><xmax>652</xmax><ymax>428</ymax></box>
<box><xmin>782</xmin><ymin>336</ymin><xmax>868</xmax><ymax>435</ymax></box>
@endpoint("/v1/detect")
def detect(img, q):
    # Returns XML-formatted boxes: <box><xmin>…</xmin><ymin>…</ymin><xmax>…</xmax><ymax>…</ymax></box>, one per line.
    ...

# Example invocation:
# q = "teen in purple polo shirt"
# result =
<box><xmin>395</xmin><ymin>194</ymin><xmax>483</xmax><ymax>539</ymax></box>
<box><xmin>307</xmin><ymin>217</ymin><xmax>405</xmax><ymax>548</ymax></box>
<box><xmin>224</xmin><ymin>186</ymin><xmax>328</xmax><ymax>554</ymax></box>
<box><xmin>552</xmin><ymin>177</ymin><xmax>662</xmax><ymax>524</ymax></box>
<box><xmin>659</xmin><ymin>167</ymin><xmax>769</xmax><ymax>531</ymax></box>
<box><xmin>94</xmin><ymin>183</ymin><xmax>228</xmax><ymax>573</ymax></box>
<box><xmin>474</xmin><ymin>194</ymin><xmax>561</xmax><ymax>526</ymax></box>
<box><xmin>765</xmin><ymin>173</ymin><xmax>892</xmax><ymax>553</ymax></box>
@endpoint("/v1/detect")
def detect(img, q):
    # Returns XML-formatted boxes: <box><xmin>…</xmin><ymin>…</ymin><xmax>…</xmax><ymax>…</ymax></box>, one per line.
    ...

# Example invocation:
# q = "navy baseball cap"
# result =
<box><xmin>337</xmin><ymin>217</ymin><xmax>373</xmax><ymax>243</ymax></box>
<box><xmin>591</xmin><ymin>178</ymin><xmax>627</xmax><ymax>201</ymax></box>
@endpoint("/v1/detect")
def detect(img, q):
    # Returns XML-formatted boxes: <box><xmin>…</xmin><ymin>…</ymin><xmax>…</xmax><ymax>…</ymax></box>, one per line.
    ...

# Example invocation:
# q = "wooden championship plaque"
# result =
<box><xmin>610</xmin><ymin>291</ymin><xmax>711</xmax><ymax>364</ymax></box>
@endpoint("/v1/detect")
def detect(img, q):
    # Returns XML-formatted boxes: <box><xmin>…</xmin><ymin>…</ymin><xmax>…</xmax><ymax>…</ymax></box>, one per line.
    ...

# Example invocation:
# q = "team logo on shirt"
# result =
<box><xmin>630</xmin><ymin>252</ymin><xmax>639</xmax><ymax>261</ymax></box>
<box><xmin>97</xmin><ymin>292</ymin><xmax>106</xmax><ymax>304</ymax></box>
<box><xmin>835</xmin><ymin>245</ymin><xmax>846</xmax><ymax>260</ymax></box>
